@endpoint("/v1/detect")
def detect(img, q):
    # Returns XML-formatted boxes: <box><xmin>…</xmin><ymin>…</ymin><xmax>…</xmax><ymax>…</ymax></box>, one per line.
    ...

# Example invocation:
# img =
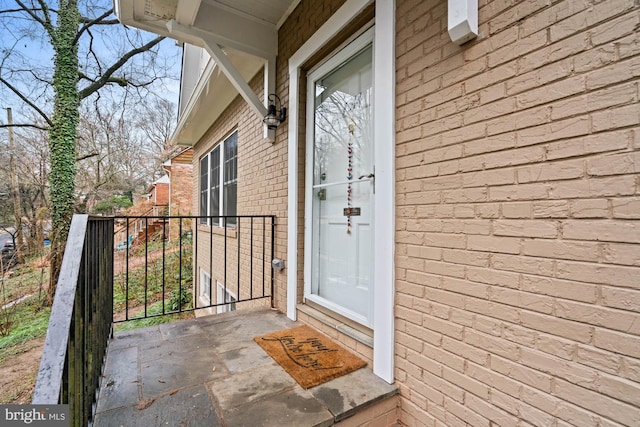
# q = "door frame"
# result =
<box><xmin>286</xmin><ymin>0</ymin><xmax>395</xmax><ymax>383</ymax></box>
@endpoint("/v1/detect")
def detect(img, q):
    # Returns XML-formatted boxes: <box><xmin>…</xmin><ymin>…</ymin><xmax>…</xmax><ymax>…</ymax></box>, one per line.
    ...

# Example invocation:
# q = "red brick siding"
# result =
<box><xmin>151</xmin><ymin>182</ymin><xmax>169</xmax><ymax>206</ymax></box>
<box><xmin>170</xmin><ymin>162</ymin><xmax>193</xmax><ymax>216</ymax></box>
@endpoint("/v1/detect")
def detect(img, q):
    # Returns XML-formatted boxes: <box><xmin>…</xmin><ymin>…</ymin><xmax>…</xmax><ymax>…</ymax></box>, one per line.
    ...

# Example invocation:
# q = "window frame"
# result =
<box><xmin>216</xmin><ymin>282</ymin><xmax>237</xmax><ymax>314</ymax></box>
<box><xmin>199</xmin><ymin>130</ymin><xmax>238</xmax><ymax>227</ymax></box>
<box><xmin>199</xmin><ymin>269</ymin><xmax>211</xmax><ymax>304</ymax></box>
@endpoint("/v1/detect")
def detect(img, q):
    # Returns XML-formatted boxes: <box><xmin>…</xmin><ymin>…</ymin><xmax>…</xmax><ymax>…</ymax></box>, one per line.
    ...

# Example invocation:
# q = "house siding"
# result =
<box><xmin>169</xmin><ymin>163</ymin><xmax>192</xmax><ymax>214</ymax></box>
<box><xmin>395</xmin><ymin>0</ymin><xmax>640</xmax><ymax>426</ymax></box>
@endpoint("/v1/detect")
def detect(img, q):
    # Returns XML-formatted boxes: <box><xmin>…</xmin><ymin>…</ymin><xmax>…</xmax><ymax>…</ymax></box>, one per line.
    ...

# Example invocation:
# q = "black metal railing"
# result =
<box><xmin>33</xmin><ymin>213</ymin><xmax>275</xmax><ymax>426</ymax></box>
<box><xmin>32</xmin><ymin>215</ymin><xmax>114</xmax><ymax>427</ymax></box>
<box><xmin>112</xmin><ymin>215</ymin><xmax>275</xmax><ymax>322</ymax></box>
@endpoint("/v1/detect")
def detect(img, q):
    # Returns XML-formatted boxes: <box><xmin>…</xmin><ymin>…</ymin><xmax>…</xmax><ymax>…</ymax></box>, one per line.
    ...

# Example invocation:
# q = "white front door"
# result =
<box><xmin>305</xmin><ymin>30</ymin><xmax>374</xmax><ymax>327</ymax></box>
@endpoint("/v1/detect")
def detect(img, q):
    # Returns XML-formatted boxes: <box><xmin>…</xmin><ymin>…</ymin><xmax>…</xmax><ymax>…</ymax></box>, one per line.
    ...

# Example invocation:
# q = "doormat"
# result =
<box><xmin>254</xmin><ymin>325</ymin><xmax>367</xmax><ymax>389</ymax></box>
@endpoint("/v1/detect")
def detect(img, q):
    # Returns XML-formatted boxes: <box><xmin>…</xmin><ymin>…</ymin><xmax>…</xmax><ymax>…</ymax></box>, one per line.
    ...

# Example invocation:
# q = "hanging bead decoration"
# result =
<box><xmin>346</xmin><ymin>120</ymin><xmax>355</xmax><ymax>234</ymax></box>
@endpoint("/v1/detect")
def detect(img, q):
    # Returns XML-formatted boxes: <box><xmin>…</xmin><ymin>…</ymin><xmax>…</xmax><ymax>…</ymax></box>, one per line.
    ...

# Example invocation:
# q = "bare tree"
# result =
<box><xmin>136</xmin><ymin>97</ymin><xmax>177</xmax><ymax>180</ymax></box>
<box><xmin>0</xmin><ymin>118</ymin><xmax>50</xmax><ymax>256</ymax></box>
<box><xmin>0</xmin><ymin>0</ymin><xmax>177</xmax><ymax>304</ymax></box>
<box><xmin>75</xmin><ymin>101</ymin><xmax>166</xmax><ymax>212</ymax></box>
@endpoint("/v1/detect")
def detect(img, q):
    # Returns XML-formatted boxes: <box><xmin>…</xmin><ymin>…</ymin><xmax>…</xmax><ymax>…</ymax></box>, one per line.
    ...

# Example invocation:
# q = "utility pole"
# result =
<box><xmin>7</xmin><ymin>108</ymin><xmax>23</xmax><ymax>263</ymax></box>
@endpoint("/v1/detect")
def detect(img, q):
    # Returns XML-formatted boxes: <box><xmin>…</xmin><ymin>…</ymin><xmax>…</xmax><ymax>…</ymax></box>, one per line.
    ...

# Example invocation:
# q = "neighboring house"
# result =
<box><xmin>128</xmin><ymin>175</ymin><xmax>170</xmax><ymax>245</ymax></box>
<box><xmin>117</xmin><ymin>1</ymin><xmax>640</xmax><ymax>426</ymax></box>
<box><xmin>115</xmin><ymin>179</ymin><xmax>167</xmax><ymax>248</ymax></box>
<box><xmin>116</xmin><ymin>150</ymin><xmax>193</xmax><ymax>247</ymax></box>
<box><xmin>146</xmin><ymin>174</ymin><xmax>170</xmax><ymax>212</ymax></box>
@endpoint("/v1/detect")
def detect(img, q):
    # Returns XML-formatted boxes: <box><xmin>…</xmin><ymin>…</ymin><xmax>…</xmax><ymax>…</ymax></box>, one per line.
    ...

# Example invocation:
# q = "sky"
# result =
<box><xmin>0</xmin><ymin>0</ymin><xmax>182</xmax><ymax>128</ymax></box>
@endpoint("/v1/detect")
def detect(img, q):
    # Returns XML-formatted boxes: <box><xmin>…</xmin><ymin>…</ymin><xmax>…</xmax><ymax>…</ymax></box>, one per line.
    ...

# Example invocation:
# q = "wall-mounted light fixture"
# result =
<box><xmin>263</xmin><ymin>94</ymin><xmax>287</xmax><ymax>130</ymax></box>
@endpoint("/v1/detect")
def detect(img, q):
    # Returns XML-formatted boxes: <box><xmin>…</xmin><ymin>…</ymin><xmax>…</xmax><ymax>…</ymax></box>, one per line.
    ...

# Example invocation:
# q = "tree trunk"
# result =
<box><xmin>7</xmin><ymin>108</ymin><xmax>24</xmax><ymax>264</ymax></box>
<box><xmin>46</xmin><ymin>1</ymin><xmax>81</xmax><ymax>305</ymax></box>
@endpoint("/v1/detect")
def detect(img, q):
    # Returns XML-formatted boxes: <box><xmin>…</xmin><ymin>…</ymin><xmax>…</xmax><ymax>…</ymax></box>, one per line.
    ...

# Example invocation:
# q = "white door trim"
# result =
<box><xmin>372</xmin><ymin>0</ymin><xmax>396</xmax><ymax>384</ymax></box>
<box><xmin>286</xmin><ymin>0</ymin><xmax>395</xmax><ymax>384</ymax></box>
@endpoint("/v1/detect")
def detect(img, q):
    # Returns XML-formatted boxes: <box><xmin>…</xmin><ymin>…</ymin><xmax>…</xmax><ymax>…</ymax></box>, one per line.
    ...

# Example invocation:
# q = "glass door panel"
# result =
<box><xmin>308</xmin><ymin>42</ymin><xmax>374</xmax><ymax>326</ymax></box>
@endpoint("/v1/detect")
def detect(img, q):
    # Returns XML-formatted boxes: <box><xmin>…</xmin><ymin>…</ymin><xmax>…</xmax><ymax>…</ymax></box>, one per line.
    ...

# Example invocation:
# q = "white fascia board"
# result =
<box><xmin>166</xmin><ymin>20</ymin><xmax>206</xmax><ymax>47</ymax></box>
<box><xmin>114</xmin><ymin>0</ymin><xmax>134</xmax><ymax>24</ymax></box>
<box><xmin>117</xmin><ymin>2</ymin><xmax>276</xmax><ymax>58</ymax></box>
<box><xmin>168</xmin><ymin>18</ymin><xmax>276</xmax><ymax>60</ymax></box>
<box><xmin>115</xmin><ymin>0</ymin><xmax>175</xmax><ymax>38</ymax></box>
<box><xmin>169</xmin><ymin>57</ymin><xmax>217</xmax><ymax>145</ymax></box>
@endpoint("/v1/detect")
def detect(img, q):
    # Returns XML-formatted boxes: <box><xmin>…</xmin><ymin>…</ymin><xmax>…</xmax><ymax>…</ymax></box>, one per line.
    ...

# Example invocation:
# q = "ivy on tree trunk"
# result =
<box><xmin>47</xmin><ymin>1</ymin><xmax>81</xmax><ymax>305</ymax></box>
<box><xmin>0</xmin><ymin>1</ymin><xmax>165</xmax><ymax>305</ymax></box>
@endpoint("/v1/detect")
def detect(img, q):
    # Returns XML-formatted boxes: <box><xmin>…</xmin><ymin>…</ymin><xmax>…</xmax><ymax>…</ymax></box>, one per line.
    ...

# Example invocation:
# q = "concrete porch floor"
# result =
<box><xmin>93</xmin><ymin>307</ymin><xmax>397</xmax><ymax>427</ymax></box>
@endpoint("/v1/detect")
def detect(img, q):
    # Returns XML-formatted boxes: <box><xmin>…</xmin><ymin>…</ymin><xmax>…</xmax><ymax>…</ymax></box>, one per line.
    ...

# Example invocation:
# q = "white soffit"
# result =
<box><xmin>116</xmin><ymin>0</ymin><xmax>297</xmax><ymax>47</ymax></box>
<box><xmin>209</xmin><ymin>0</ymin><xmax>293</xmax><ymax>27</ymax></box>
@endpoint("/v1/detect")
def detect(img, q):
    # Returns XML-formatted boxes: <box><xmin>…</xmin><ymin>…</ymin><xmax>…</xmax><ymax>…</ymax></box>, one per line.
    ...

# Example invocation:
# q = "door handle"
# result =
<box><xmin>358</xmin><ymin>172</ymin><xmax>375</xmax><ymax>194</ymax></box>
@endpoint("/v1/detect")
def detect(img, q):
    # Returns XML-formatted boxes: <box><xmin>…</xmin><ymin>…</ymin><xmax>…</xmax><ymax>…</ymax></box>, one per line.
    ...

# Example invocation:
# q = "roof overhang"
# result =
<box><xmin>173</xmin><ymin>50</ymin><xmax>263</xmax><ymax>145</ymax></box>
<box><xmin>115</xmin><ymin>0</ymin><xmax>299</xmax><ymax>144</ymax></box>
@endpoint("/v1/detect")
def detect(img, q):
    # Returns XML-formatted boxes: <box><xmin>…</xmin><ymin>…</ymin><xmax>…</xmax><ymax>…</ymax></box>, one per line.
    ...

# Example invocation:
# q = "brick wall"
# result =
<box><xmin>188</xmin><ymin>0</ymin><xmax>639</xmax><ymax>424</ymax></box>
<box><xmin>395</xmin><ymin>0</ymin><xmax>640</xmax><ymax>426</ymax></box>
<box><xmin>192</xmin><ymin>71</ymin><xmax>287</xmax><ymax>312</ymax></box>
<box><xmin>170</xmin><ymin>163</ymin><xmax>192</xmax><ymax>215</ymax></box>
<box><xmin>170</xmin><ymin>149</ymin><xmax>193</xmax><ymax>216</ymax></box>
<box><xmin>168</xmin><ymin>154</ymin><xmax>193</xmax><ymax>241</ymax></box>
<box><xmin>152</xmin><ymin>182</ymin><xmax>169</xmax><ymax>206</ymax></box>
